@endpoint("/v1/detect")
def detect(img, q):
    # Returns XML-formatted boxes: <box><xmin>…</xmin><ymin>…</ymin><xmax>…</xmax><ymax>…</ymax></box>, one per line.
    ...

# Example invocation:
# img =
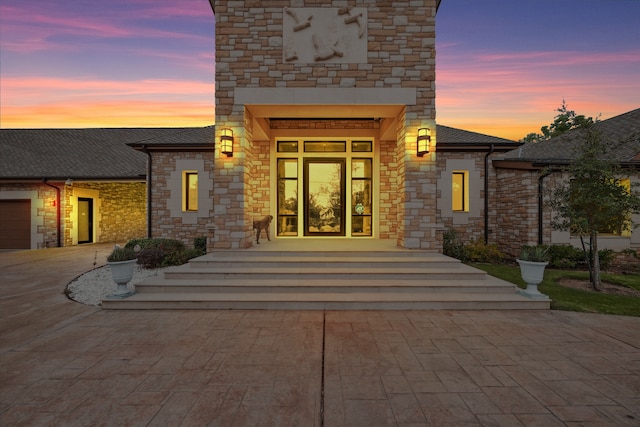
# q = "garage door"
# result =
<box><xmin>0</xmin><ymin>200</ymin><xmax>31</xmax><ymax>249</ymax></box>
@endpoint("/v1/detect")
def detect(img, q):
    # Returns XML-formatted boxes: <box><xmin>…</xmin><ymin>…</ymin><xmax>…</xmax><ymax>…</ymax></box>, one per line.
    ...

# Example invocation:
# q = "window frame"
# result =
<box><xmin>452</xmin><ymin>170</ymin><xmax>468</xmax><ymax>212</ymax></box>
<box><xmin>183</xmin><ymin>171</ymin><xmax>199</xmax><ymax>212</ymax></box>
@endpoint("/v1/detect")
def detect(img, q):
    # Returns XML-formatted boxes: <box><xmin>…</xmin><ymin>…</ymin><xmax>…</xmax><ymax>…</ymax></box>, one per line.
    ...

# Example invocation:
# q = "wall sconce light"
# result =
<box><xmin>65</xmin><ymin>178</ymin><xmax>73</xmax><ymax>186</ymax></box>
<box><xmin>220</xmin><ymin>128</ymin><xmax>234</xmax><ymax>157</ymax></box>
<box><xmin>417</xmin><ymin>128</ymin><xmax>431</xmax><ymax>157</ymax></box>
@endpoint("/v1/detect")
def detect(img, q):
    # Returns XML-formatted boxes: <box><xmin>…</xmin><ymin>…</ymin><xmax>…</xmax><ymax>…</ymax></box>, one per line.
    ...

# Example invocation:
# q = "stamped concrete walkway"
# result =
<box><xmin>1</xmin><ymin>245</ymin><xmax>639</xmax><ymax>426</ymax></box>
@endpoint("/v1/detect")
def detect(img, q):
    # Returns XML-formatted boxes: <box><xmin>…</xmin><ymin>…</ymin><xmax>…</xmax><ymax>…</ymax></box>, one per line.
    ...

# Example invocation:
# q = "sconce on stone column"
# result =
<box><xmin>220</xmin><ymin>128</ymin><xmax>234</xmax><ymax>157</ymax></box>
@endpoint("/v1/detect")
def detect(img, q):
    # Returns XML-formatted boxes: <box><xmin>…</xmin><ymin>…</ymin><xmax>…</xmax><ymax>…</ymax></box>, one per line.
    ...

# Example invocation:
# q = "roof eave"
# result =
<box><xmin>128</xmin><ymin>143</ymin><xmax>214</xmax><ymax>152</ymax></box>
<box><xmin>436</xmin><ymin>142</ymin><xmax>523</xmax><ymax>152</ymax></box>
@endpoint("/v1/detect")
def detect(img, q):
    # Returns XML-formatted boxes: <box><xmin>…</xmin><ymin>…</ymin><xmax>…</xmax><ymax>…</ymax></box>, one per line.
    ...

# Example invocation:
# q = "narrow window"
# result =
<box><xmin>185</xmin><ymin>172</ymin><xmax>198</xmax><ymax>211</ymax></box>
<box><xmin>351</xmin><ymin>158</ymin><xmax>373</xmax><ymax>236</ymax></box>
<box><xmin>277</xmin><ymin>159</ymin><xmax>298</xmax><ymax>236</ymax></box>
<box><xmin>452</xmin><ymin>171</ymin><xmax>467</xmax><ymax>212</ymax></box>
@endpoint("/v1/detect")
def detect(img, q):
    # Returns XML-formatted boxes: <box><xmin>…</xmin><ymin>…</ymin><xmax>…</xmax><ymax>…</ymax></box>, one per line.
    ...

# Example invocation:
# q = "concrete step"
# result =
<box><xmin>200</xmin><ymin>249</ymin><xmax>441</xmax><ymax>259</ymax></box>
<box><xmin>102</xmin><ymin>291</ymin><xmax>550</xmax><ymax>310</ymax></box>
<box><xmin>163</xmin><ymin>266</ymin><xmax>487</xmax><ymax>281</ymax></box>
<box><xmin>132</xmin><ymin>278</ymin><xmax>518</xmax><ymax>294</ymax></box>
<box><xmin>101</xmin><ymin>248</ymin><xmax>550</xmax><ymax>311</ymax></box>
<box><xmin>187</xmin><ymin>254</ymin><xmax>463</xmax><ymax>269</ymax></box>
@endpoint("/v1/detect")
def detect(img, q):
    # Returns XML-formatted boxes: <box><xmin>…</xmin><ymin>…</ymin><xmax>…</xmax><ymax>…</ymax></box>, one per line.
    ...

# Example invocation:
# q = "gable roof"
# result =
<box><xmin>498</xmin><ymin>108</ymin><xmax>640</xmax><ymax>168</ymax></box>
<box><xmin>0</xmin><ymin>127</ymin><xmax>214</xmax><ymax>180</ymax></box>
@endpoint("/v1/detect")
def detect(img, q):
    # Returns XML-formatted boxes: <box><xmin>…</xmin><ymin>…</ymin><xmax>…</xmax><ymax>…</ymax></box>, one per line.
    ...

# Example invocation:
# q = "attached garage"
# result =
<box><xmin>0</xmin><ymin>200</ymin><xmax>31</xmax><ymax>249</ymax></box>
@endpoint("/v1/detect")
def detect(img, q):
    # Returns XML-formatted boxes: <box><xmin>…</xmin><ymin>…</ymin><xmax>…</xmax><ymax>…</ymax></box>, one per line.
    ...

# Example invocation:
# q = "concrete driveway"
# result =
<box><xmin>1</xmin><ymin>245</ymin><xmax>639</xmax><ymax>426</ymax></box>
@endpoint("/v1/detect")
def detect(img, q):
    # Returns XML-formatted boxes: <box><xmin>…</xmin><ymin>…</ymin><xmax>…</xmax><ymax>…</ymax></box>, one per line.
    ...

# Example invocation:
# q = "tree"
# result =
<box><xmin>547</xmin><ymin>123</ymin><xmax>640</xmax><ymax>290</ymax></box>
<box><xmin>521</xmin><ymin>100</ymin><xmax>594</xmax><ymax>143</ymax></box>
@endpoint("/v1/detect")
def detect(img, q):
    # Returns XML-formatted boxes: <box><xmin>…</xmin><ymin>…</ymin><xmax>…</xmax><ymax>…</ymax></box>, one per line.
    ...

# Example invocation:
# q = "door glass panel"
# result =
<box><xmin>305</xmin><ymin>160</ymin><xmax>345</xmax><ymax>235</ymax></box>
<box><xmin>352</xmin><ymin>216</ymin><xmax>372</xmax><ymax>236</ymax></box>
<box><xmin>277</xmin><ymin>159</ymin><xmax>298</xmax><ymax>236</ymax></box>
<box><xmin>351</xmin><ymin>158</ymin><xmax>372</xmax><ymax>236</ymax></box>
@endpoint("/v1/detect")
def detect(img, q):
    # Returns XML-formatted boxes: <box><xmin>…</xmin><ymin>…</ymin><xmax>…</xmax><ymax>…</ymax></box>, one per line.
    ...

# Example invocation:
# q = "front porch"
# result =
<box><xmin>102</xmin><ymin>239</ymin><xmax>549</xmax><ymax>310</ymax></box>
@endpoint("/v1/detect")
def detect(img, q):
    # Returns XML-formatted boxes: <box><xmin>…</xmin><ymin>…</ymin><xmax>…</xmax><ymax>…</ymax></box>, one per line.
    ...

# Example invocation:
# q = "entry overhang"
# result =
<box><xmin>236</xmin><ymin>88</ymin><xmax>415</xmax><ymax>140</ymax></box>
<box><xmin>235</xmin><ymin>87</ymin><xmax>416</xmax><ymax>107</ymax></box>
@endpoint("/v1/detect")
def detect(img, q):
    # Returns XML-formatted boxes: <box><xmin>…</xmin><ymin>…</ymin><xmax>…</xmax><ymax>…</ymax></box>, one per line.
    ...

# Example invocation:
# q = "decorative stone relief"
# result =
<box><xmin>283</xmin><ymin>7</ymin><xmax>367</xmax><ymax>64</ymax></box>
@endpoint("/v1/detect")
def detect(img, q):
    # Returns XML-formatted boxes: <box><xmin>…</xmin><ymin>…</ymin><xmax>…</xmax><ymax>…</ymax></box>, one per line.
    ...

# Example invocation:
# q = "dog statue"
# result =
<box><xmin>253</xmin><ymin>215</ymin><xmax>273</xmax><ymax>244</ymax></box>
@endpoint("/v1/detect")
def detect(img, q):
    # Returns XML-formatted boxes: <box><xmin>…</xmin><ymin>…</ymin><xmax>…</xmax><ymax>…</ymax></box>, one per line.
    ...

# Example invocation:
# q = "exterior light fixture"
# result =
<box><xmin>220</xmin><ymin>128</ymin><xmax>234</xmax><ymax>157</ymax></box>
<box><xmin>417</xmin><ymin>128</ymin><xmax>431</xmax><ymax>157</ymax></box>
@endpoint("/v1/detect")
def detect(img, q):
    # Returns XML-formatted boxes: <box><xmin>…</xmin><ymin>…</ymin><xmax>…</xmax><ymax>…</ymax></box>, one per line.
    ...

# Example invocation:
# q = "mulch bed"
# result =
<box><xmin>558</xmin><ymin>278</ymin><xmax>640</xmax><ymax>297</ymax></box>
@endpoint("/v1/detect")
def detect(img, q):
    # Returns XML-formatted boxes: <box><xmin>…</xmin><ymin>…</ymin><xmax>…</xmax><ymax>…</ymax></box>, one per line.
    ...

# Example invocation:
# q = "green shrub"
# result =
<box><xmin>546</xmin><ymin>244</ymin><xmax>617</xmax><ymax>271</ymax></box>
<box><xmin>518</xmin><ymin>245</ymin><xmax>550</xmax><ymax>262</ymax></box>
<box><xmin>465</xmin><ymin>239</ymin><xmax>504</xmax><ymax>263</ymax></box>
<box><xmin>443</xmin><ymin>229</ymin><xmax>468</xmax><ymax>262</ymax></box>
<box><xmin>547</xmin><ymin>244</ymin><xmax>583</xmax><ymax>269</ymax></box>
<box><xmin>137</xmin><ymin>247</ymin><xmax>165</xmax><ymax>269</ymax></box>
<box><xmin>598</xmin><ymin>249</ymin><xmax>616</xmax><ymax>270</ymax></box>
<box><xmin>166</xmin><ymin>248</ymin><xmax>204</xmax><ymax>266</ymax></box>
<box><xmin>123</xmin><ymin>238</ymin><xmax>193</xmax><ymax>268</ymax></box>
<box><xmin>194</xmin><ymin>236</ymin><xmax>207</xmax><ymax>255</ymax></box>
<box><xmin>125</xmin><ymin>238</ymin><xmax>185</xmax><ymax>253</ymax></box>
<box><xmin>107</xmin><ymin>246</ymin><xmax>138</xmax><ymax>262</ymax></box>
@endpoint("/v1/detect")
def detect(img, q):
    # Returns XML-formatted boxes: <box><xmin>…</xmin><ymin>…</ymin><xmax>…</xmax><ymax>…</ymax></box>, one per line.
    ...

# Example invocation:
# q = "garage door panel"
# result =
<box><xmin>0</xmin><ymin>200</ymin><xmax>31</xmax><ymax>249</ymax></box>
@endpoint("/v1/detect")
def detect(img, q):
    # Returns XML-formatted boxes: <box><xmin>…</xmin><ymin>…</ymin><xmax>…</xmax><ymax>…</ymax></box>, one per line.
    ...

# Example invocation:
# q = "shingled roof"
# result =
<box><xmin>0</xmin><ymin>127</ymin><xmax>214</xmax><ymax>180</ymax></box>
<box><xmin>435</xmin><ymin>124</ymin><xmax>520</xmax><ymax>151</ymax></box>
<box><xmin>499</xmin><ymin>108</ymin><xmax>640</xmax><ymax>167</ymax></box>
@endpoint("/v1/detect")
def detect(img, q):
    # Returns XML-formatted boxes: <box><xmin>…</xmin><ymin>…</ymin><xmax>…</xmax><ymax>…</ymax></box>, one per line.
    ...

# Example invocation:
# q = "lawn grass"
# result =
<box><xmin>472</xmin><ymin>263</ymin><xmax>640</xmax><ymax>317</ymax></box>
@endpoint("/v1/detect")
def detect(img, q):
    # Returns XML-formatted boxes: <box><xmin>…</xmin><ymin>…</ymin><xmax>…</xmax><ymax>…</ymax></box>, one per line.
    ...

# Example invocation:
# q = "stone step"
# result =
<box><xmin>101</xmin><ymin>248</ymin><xmax>550</xmax><ymax>311</ymax></box>
<box><xmin>202</xmin><ymin>249</ymin><xmax>441</xmax><ymax>259</ymax></box>
<box><xmin>163</xmin><ymin>266</ymin><xmax>487</xmax><ymax>281</ymax></box>
<box><xmin>187</xmin><ymin>255</ymin><xmax>463</xmax><ymax>269</ymax></box>
<box><xmin>132</xmin><ymin>278</ymin><xmax>517</xmax><ymax>294</ymax></box>
<box><xmin>102</xmin><ymin>291</ymin><xmax>550</xmax><ymax>310</ymax></box>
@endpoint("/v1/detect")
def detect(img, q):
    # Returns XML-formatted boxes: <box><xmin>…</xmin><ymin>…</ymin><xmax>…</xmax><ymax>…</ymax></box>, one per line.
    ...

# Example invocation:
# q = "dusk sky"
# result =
<box><xmin>1</xmin><ymin>1</ymin><xmax>639</xmax><ymax>140</ymax></box>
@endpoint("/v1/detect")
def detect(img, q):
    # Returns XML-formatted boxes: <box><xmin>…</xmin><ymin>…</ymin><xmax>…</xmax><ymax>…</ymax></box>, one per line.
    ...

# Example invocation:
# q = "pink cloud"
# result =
<box><xmin>0</xmin><ymin>1</ymin><xmax>213</xmax><ymax>54</ymax></box>
<box><xmin>436</xmin><ymin>47</ymin><xmax>640</xmax><ymax>139</ymax></box>
<box><xmin>2</xmin><ymin>76</ymin><xmax>213</xmax><ymax>100</ymax></box>
<box><xmin>1</xmin><ymin>100</ymin><xmax>215</xmax><ymax>129</ymax></box>
<box><xmin>0</xmin><ymin>75</ymin><xmax>214</xmax><ymax>128</ymax></box>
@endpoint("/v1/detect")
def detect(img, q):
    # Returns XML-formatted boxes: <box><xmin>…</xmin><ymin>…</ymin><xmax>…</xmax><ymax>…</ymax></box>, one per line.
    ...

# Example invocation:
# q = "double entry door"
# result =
<box><xmin>276</xmin><ymin>141</ymin><xmax>373</xmax><ymax>238</ymax></box>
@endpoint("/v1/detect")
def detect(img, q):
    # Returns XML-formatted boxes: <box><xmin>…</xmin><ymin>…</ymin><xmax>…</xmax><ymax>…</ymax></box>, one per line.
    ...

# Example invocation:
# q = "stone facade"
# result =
<box><xmin>148</xmin><ymin>151</ymin><xmax>215</xmax><ymax>248</ymax></box>
<box><xmin>66</xmin><ymin>182</ymin><xmax>147</xmax><ymax>246</ymax></box>
<box><xmin>213</xmin><ymin>1</ymin><xmax>439</xmax><ymax>249</ymax></box>
<box><xmin>494</xmin><ymin>169</ymin><xmax>541</xmax><ymax>257</ymax></box>
<box><xmin>0</xmin><ymin>181</ymin><xmax>146</xmax><ymax>249</ymax></box>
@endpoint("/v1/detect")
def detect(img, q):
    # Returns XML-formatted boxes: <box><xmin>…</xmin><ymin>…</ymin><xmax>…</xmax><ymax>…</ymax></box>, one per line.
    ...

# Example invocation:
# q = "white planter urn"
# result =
<box><xmin>516</xmin><ymin>259</ymin><xmax>549</xmax><ymax>299</ymax></box>
<box><xmin>107</xmin><ymin>259</ymin><xmax>136</xmax><ymax>298</ymax></box>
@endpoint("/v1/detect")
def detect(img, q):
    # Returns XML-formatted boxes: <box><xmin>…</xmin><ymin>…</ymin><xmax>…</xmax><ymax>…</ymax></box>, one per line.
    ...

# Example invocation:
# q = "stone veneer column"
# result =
<box><xmin>396</xmin><ymin>110</ymin><xmax>439</xmax><ymax>250</ymax></box>
<box><xmin>213</xmin><ymin>1</ymin><xmax>440</xmax><ymax>249</ymax></box>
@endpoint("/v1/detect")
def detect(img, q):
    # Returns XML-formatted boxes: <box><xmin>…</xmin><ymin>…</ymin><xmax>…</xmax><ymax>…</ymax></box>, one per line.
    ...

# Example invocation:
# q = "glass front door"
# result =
<box><xmin>276</xmin><ymin>138</ymin><xmax>374</xmax><ymax>238</ymax></box>
<box><xmin>304</xmin><ymin>159</ymin><xmax>345</xmax><ymax>236</ymax></box>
